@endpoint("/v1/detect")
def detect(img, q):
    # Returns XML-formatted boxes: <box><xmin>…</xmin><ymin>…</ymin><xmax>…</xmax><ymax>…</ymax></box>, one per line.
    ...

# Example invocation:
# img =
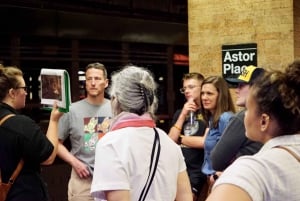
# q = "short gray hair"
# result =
<box><xmin>109</xmin><ymin>65</ymin><xmax>158</xmax><ymax>117</ymax></box>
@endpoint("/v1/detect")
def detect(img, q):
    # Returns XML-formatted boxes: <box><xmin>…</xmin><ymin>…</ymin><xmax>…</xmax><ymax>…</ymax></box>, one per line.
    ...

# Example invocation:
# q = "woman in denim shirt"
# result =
<box><xmin>200</xmin><ymin>76</ymin><xmax>235</xmax><ymax>183</ymax></box>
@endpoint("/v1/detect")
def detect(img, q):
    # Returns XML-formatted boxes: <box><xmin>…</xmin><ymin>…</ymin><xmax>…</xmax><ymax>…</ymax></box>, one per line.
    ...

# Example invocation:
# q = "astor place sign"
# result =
<box><xmin>222</xmin><ymin>43</ymin><xmax>257</xmax><ymax>83</ymax></box>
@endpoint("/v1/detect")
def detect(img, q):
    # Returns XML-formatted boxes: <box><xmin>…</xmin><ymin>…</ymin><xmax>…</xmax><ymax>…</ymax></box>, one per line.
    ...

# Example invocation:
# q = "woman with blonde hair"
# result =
<box><xmin>0</xmin><ymin>65</ymin><xmax>62</xmax><ymax>201</ymax></box>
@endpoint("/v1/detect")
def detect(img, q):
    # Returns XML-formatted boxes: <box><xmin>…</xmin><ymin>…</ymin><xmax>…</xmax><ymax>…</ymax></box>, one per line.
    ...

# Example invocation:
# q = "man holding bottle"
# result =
<box><xmin>168</xmin><ymin>72</ymin><xmax>208</xmax><ymax>201</ymax></box>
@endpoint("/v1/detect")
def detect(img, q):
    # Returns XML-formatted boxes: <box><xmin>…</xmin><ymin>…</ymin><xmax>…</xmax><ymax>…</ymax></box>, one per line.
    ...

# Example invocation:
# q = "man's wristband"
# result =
<box><xmin>173</xmin><ymin>124</ymin><xmax>181</xmax><ymax>131</ymax></box>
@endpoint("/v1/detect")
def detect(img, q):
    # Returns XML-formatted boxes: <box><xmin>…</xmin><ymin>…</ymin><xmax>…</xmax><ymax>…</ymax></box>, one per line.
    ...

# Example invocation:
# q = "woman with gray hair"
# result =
<box><xmin>91</xmin><ymin>65</ymin><xmax>193</xmax><ymax>201</ymax></box>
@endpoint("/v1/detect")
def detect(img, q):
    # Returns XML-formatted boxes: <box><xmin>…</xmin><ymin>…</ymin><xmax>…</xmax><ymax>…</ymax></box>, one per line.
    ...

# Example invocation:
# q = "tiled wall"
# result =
<box><xmin>188</xmin><ymin>0</ymin><xmax>295</xmax><ymax>76</ymax></box>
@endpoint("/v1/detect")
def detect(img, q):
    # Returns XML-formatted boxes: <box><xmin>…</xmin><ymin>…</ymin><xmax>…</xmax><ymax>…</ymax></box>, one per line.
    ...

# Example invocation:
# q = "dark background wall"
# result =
<box><xmin>0</xmin><ymin>0</ymin><xmax>189</xmax><ymax>122</ymax></box>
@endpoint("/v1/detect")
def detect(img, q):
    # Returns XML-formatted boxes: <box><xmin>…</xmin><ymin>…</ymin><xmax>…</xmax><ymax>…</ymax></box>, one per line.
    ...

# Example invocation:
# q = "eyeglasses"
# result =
<box><xmin>179</xmin><ymin>85</ymin><xmax>201</xmax><ymax>94</ymax></box>
<box><xmin>16</xmin><ymin>86</ymin><xmax>28</xmax><ymax>92</ymax></box>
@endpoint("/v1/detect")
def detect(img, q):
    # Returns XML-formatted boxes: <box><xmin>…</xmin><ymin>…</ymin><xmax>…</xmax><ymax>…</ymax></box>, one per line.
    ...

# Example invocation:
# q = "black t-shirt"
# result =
<box><xmin>171</xmin><ymin>109</ymin><xmax>207</xmax><ymax>192</ymax></box>
<box><xmin>0</xmin><ymin>103</ymin><xmax>54</xmax><ymax>201</ymax></box>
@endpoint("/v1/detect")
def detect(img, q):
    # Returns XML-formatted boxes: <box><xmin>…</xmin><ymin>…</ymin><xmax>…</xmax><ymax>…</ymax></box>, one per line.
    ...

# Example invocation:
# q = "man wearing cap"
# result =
<box><xmin>210</xmin><ymin>65</ymin><xmax>265</xmax><ymax>172</ymax></box>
